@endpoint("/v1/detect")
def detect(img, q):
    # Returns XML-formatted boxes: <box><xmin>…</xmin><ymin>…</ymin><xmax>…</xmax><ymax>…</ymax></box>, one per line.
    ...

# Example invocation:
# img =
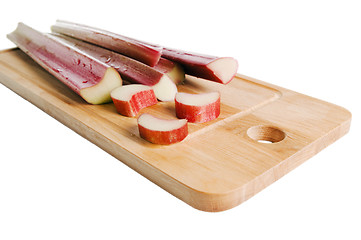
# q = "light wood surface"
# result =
<box><xmin>0</xmin><ymin>48</ymin><xmax>351</xmax><ymax>212</ymax></box>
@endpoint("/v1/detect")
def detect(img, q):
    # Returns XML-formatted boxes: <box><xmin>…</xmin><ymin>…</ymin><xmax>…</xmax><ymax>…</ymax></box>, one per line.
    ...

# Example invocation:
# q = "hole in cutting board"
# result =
<box><xmin>247</xmin><ymin>125</ymin><xmax>286</xmax><ymax>143</ymax></box>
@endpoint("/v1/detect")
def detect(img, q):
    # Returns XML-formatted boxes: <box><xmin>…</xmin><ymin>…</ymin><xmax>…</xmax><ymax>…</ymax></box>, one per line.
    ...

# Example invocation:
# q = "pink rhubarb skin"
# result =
<box><xmin>175</xmin><ymin>92</ymin><xmax>221</xmax><ymax>123</ymax></box>
<box><xmin>51</xmin><ymin>20</ymin><xmax>162</xmax><ymax>67</ymax></box>
<box><xmin>51</xmin><ymin>34</ymin><xmax>177</xmax><ymax>102</ymax></box>
<box><xmin>138</xmin><ymin>113</ymin><xmax>188</xmax><ymax>145</ymax></box>
<box><xmin>111</xmin><ymin>85</ymin><xmax>158</xmax><ymax>117</ymax></box>
<box><xmin>7</xmin><ymin>23</ymin><xmax>122</xmax><ymax>104</ymax></box>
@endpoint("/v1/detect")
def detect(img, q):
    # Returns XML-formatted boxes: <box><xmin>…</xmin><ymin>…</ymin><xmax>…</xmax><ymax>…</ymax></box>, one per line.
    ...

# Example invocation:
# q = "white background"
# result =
<box><xmin>0</xmin><ymin>1</ymin><xmax>360</xmax><ymax>239</ymax></box>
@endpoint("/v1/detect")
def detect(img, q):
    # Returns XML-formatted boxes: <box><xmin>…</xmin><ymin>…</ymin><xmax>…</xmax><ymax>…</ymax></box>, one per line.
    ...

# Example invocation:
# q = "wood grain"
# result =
<box><xmin>0</xmin><ymin>48</ymin><xmax>351</xmax><ymax>212</ymax></box>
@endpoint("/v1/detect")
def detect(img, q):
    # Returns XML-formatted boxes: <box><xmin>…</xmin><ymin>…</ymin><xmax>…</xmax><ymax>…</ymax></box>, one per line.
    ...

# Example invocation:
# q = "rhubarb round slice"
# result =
<box><xmin>175</xmin><ymin>92</ymin><xmax>221</xmax><ymax>123</ymax></box>
<box><xmin>111</xmin><ymin>85</ymin><xmax>157</xmax><ymax>117</ymax></box>
<box><xmin>7</xmin><ymin>23</ymin><xmax>122</xmax><ymax>104</ymax></box>
<box><xmin>137</xmin><ymin>113</ymin><xmax>188</xmax><ymax>145</ymax></box>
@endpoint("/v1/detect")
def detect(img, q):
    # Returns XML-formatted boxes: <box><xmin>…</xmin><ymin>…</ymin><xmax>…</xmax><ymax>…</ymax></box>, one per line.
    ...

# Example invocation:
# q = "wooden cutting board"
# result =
<box><xmin>0</xmin><ymin>48</ymin><xmax>351</xmax><ymax>212</ymax></box>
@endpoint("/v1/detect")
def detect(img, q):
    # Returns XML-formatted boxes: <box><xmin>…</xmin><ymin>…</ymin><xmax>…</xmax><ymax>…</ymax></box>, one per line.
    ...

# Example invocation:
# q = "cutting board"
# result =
<box><xmin>0</xmin><ymin>48</ymin><xmax>351</xmax><ymax>212</ymax></box>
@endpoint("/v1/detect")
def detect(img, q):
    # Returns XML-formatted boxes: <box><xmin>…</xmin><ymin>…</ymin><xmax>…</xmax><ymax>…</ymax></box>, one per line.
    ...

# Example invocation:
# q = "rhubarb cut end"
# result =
<box><xmin>154</xmin><ymin>58</ymin><xmax>185</xmax><ymax>85</ymax></box>
<box><xmin>167</xmin><ymin>63</ymin><xmax>185</xmax><ymax>85</ymax></box>
<box><xmin>110</xmin><ymin>84</ymin><xmax>152</xmax><ymax>101</ymax></box>
<box><xmin>152</xmin><ymin>75</ymin><xmax>177</xmax><ymax>102</ymax></box>
<box><xmin>138</xmin><ymin>114</ymin><xmax>187</xmax><ymax>132</ymax></box>
<box><xmin>207</xmin><ymin>57</ymin><xmax>238</xmax><ymax>84</ymax></box>
<box><xmin>147</xmin><ymin>51</ymin><xmax>163</xmax><ymax>67</ymax></box>
<box><xmin>80</xmin><ymin>67</ymin><xmax>122</xmax><ymax>104</ymax></box>
<box><xmin>175</xmin><ymin>92</ymin><xmax>220</xmax><ymax>106</ymax></box>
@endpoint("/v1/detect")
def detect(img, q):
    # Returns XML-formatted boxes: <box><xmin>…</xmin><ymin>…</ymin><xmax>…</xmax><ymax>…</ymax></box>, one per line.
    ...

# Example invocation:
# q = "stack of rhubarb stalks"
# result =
<box><xmin>7</xmin><ymin>21</ymin><xmax>238</xmax><ymax>144</ymax></box>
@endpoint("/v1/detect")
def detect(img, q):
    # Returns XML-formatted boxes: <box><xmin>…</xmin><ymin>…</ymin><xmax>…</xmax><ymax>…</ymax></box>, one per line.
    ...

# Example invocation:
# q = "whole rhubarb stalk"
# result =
<box><xmin>51</xmin><ymin>20</ymin><xmax>237</xmax><ymax>84</ymax></box>
<box><xmin>51</xmin><ymin>20</ymin><xmax>162</xmax><ymax>67</ymax></box>
<box><xmin>7</xmin><ymin>23</ymin><xmax>122</xmax><ymax>104</ymax></box>
<box><xmin>51</xmin><ymin>34</ymin><xmax>177</xmax><ymax>102</ymax></box>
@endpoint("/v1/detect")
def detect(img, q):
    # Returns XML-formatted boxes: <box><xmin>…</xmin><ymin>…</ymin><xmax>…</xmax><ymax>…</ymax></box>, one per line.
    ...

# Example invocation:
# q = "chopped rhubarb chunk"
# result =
<box><xmin>138</xmin><ymin>113</ymin><xmax>188</xmax><ymax>145</ymax></box>
<box><xmin>111</xmin><ymin>85</ymin><xmax>157</xmax><ymax>117</ymax></box>
<box><xmin>175</xmin><ymin>92</ymin><xmax>220</xmax><ymax>123</ymax></box>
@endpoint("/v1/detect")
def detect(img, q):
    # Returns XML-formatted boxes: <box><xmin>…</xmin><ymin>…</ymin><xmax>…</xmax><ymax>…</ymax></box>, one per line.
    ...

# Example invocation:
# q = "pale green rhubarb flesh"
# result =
<box><xmin>51</xmin><ymin>20</ymin><xmax>162</xmax><ymax>67</ymax></box>
<box><xmin>154</xmin><ymin>57</ymin><xmax>185</xmax><ymax>85</ymax></box>
<box><xmin>7</xmin><ymin>23</ymin><xmax>122</xmax><ymax>104</ymax></box>
<box><xmin>51</xmin><ymin>33</ymin><xmax>177</xmax><ymax>101</ymax></box>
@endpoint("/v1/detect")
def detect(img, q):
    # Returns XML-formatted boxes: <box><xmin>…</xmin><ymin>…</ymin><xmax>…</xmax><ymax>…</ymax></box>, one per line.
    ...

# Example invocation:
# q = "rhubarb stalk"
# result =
<box><xmin>51</xmin><ymin>20</ymin><xmax>237</xmax><ymax>84</ymax></box>
<box><xmin>51</xmin><ymin>34</ymin><xmax>177</xmax><ymax>102</ymax></box>
<box><xmin>51</xmin><ymin>20</ymin><xmax>162</xmax><ymax>67</ymax></box>
<box><xmin>7</xmin><ymin>23</ymin><xmax>122</xmax><ymax>104</ymax></box>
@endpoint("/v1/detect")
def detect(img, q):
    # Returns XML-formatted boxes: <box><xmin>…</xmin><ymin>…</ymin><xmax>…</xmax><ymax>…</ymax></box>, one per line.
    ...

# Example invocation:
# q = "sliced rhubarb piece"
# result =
<box><xmin>137</xmin><ymin>113</ymin><xmax>188</xmax><ymax>145</ymax></box>
<box><xmin>160</xmin><ymin>48</ymin><xmax>238</xmax><ymax>84</ymax></box>
<box><xmin>51</xmin><ymin>34</ymin><xmax>177</xmax><ymax>102</ymax></box>
<box><xmin>154</xmin><ymin>57</ymin><xmax>185</xmax><ymax>85</ymax></box>
<box><xmin>111</xmin><ymin>85</ymin><xmax>157</xmax><ymax>117</ymax></box>
<box><xmin>175</xmin><ymin>92</ymin><xmax>220</xmax><ymax>123</ymax></box>
<box><xmin>51</xmin><ymin>20</ymin><xmax>162</xmax><ymax>67</ymax></box>
<box><xmin>7</xmin><ymin>23</ymin><xmax>122</xmax><ymax>104</ymax></box>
